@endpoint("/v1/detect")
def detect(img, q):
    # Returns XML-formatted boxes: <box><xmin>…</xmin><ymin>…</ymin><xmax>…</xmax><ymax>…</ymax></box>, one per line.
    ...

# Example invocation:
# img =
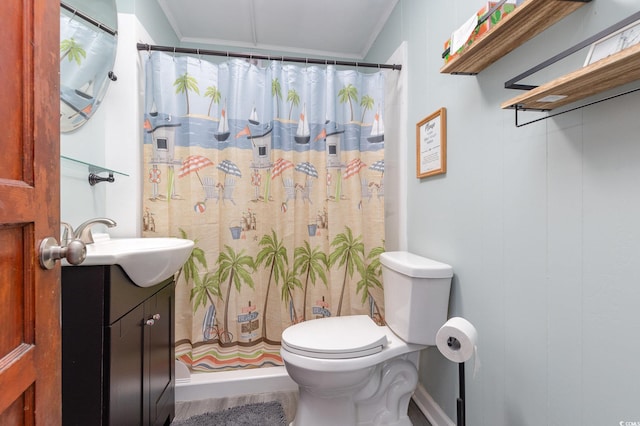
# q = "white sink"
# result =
<box><xmin>66</xmin><ymin>235</ymin><xmax>194</xmax><ymax>287</ymax></box>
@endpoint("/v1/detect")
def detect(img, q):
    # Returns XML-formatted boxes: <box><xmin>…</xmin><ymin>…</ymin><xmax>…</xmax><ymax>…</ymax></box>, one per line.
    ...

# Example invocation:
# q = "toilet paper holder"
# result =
<box><xmin>447</xmin><ymin>336</ymin><xmax>462</xmax><ymax>351</ymax></box>
<box><xmin>447</xmin><ymin>336</ymin><xmax>466</xmax><ymax>426</ymax></box>
<box><xmin>438</xmin><ymin>317</ymin><xmax>478</xmax><ymax>426</ymax></box>
<box><xmin>457</xmin><ymin>362</ymin><xmax>466</xmax><ymax>426</ymax></box>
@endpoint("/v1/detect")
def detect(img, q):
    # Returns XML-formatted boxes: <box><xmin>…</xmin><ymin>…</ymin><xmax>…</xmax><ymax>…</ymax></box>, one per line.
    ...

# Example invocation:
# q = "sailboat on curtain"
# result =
<box><xmin>367</xmin><ymin>106</ymin><xmax>384</xmax><ymax>143</ymax></box>
<box><xmin>294</xmin><ymin>103</ymin><xmax>310</xmax><ymax>144</ymax></box>
<box><xmin>248</xmin><ymin>104</ymin><xmax>260</xmax><ymax>125</ymax></box>
<box><xmin>214</xmin><ymin>100</ymin><xmax>230</xmax><ymax>142</ymax></box>
<box><xmin>149</xmin><ymin>100</ymin><xmax>158</xmax><ymax>117</ymax></box>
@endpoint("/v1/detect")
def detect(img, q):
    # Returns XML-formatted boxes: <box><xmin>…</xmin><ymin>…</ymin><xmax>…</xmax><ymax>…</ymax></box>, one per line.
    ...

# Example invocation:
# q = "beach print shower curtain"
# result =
<box><xmin>142</xmin><ymin>52</ymin><xmax>386</xmax><ymax>371</ymax></box>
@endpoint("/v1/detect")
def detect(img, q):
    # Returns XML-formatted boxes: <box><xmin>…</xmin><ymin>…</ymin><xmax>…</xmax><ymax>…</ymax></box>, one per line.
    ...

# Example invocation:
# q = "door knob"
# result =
<box><xmin>39</xmin><ymin>237</ymin><xmax>86</xmax><ymax>270</ymax></box>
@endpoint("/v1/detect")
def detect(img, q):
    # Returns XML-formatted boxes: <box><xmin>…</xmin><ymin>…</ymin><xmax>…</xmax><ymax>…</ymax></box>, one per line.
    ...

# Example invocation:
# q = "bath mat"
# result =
<box><xmin>172</xmin><ymin>401</ymin><xmax>287</xmax><ymax>426</ymax></box>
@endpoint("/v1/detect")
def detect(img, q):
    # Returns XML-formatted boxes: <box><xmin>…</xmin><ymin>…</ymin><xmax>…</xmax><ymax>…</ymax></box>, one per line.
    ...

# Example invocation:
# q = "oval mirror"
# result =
<box><xmin>60</xmin><ymin>0</ymin><xmax>117</xmax><ymax>133</ymax></box>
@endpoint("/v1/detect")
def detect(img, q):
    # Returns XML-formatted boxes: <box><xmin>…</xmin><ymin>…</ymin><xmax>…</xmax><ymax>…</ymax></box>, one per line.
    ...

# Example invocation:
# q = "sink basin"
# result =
<box><xmin>65</xmin><ymin>236</ymin><xmax>194</xmax><ymax>287</ymax></box>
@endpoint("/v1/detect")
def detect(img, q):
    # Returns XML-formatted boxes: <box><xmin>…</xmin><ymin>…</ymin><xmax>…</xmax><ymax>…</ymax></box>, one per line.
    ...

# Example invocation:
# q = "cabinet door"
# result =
<box><xmin>109</xmin><ymin>303</ymin><xmax>145</xmax><ymax>426</ymax></box>
<box><xmin>145</xmin><ymin>283</ymin><xmax>175</xmax><ymax>426</ymax></box>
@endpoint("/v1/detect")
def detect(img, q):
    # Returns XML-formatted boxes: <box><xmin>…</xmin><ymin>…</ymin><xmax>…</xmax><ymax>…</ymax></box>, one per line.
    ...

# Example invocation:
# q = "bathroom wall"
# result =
<box><xmin>60</xmin><ymin>0</ymin><xmax>178</xmax><ymax>236</ymax></box>
<box><xmin>366</xmin><ymin>1</ymin><xmax>640</xmax><ymax>425</ymax></box>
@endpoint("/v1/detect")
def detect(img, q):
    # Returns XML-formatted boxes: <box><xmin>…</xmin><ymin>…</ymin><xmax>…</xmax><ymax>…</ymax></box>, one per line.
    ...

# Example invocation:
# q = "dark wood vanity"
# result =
<box><xmin>62</xmin><ymin>265</ymin><xmax>175</xmax><ymax>426</ymax></box>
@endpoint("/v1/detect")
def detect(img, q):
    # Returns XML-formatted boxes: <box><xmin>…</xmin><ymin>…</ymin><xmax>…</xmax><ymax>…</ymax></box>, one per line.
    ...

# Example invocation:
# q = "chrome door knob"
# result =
<box><xmin>39</xmin><ymin>237</ymin><xmax>86</xmax><ymax>270</ymax></box>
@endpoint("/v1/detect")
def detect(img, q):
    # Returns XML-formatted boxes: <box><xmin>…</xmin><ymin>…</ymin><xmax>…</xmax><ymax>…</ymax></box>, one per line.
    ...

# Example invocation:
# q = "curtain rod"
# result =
<box><xmin>61</xmin><ymin>2</ymin><xmax>117</xmax><ymax>36</ymax></box>
<box><xmin>136</xmin><ymin>43</ymin><xmax>401</xmax><ymax>71</ymax></box>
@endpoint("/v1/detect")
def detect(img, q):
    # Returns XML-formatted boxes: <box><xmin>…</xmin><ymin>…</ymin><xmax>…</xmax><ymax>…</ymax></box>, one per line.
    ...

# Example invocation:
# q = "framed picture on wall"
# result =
<box><xmin>584</xmin><ymin>19</ymin><xmax>640</xmax><ymax>66</ymax></box>
<box><xmin>416</xmin><ymin>108</ymin><xmax>447</xmax><ymax>178</ymax></box>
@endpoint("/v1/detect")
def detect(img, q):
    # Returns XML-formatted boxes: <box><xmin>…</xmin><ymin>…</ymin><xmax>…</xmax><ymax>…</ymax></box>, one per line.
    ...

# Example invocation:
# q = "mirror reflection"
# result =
<box><xmin>60</xmin><ymin>0</ymin><xmax>117</xmax><ymax>133</ymax></box>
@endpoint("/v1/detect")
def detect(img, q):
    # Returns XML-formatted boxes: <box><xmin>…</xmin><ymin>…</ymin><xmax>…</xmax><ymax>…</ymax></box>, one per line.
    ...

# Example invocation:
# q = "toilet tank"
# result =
<box><xmin>380</xmin><ymin>251</ymin><xmax>453</xmax><ymax>346</ymax></box>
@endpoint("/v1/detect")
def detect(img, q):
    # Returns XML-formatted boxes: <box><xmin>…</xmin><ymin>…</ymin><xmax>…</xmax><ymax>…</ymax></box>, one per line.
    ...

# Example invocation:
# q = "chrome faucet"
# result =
<box><xmin>61</xmin><ymin>222</ymin><xmax>75</xmax><ymax>246</ymax></box>
<box><xmin>74</xmin><ymin>218</ymin><xmax>117</xmax><ymax>244</ymax></box>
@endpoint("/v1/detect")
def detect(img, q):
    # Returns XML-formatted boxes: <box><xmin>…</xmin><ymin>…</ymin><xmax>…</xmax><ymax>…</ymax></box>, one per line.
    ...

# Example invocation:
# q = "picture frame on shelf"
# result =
<box><xmin>416</xmin><ymin>108</ymin><xmax>447</xmax><ymax>179</ymax></box>
<box><xmin>584</xmin><ymin>18</ymin><xmax>640</xmax><ymax>66</ymax></box>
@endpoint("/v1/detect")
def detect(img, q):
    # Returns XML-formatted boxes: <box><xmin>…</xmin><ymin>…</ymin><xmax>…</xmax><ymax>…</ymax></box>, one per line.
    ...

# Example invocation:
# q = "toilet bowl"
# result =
<box><xmin>281</xmin><ymin>315</ymin><xmax>424</xmax><ymax>425</ymax></box>
<box><xmin>280</xmin><ymin>251</ymin><xmax>453</xmax><ymax>426</ymax></box>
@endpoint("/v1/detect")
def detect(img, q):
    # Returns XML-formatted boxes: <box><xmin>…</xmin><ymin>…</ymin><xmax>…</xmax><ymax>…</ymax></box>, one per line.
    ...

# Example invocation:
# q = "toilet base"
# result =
<box><xmin>290</xmin><ymin>355</ymin><xmax>418</xmax><ymax>426</ymax></box>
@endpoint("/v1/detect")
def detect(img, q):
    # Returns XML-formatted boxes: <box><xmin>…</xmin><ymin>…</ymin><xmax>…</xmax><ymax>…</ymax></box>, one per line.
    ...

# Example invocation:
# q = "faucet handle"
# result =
<box><xmin>61</xmin><ymin>222</ymin><xmax>74</xmax><ymax>246</ymax></box>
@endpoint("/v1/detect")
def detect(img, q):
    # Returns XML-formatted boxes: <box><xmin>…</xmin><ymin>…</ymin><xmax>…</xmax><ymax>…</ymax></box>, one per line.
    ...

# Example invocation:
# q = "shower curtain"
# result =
<box><xmin>142</xmin><ymin>51</ymin><xmax>387</xmax><ymax>372</ymax></box>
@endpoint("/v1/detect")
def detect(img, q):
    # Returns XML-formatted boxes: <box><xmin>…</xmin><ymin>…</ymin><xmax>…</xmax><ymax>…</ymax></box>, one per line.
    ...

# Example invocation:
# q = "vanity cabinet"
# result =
<box><xmin>62</xmin><ymin>265</ymin><xmax>175</xmax><ymax>426</ymax></box>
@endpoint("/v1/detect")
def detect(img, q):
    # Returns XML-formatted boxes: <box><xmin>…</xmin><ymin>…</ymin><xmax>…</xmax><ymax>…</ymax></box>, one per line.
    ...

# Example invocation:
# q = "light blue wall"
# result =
<box><xmin>367</xmin><ymin>1</ymin><xmax>640</xmax><ymax>425</ymax></box>
<box><xmin>129</xmin><ymin>0</ymin><xmax>179</xmax><ymax>45</ymax></box>
<box><xmin>60</xmin><ymin>0</ymin><xmax>179</xmax><ymax>232</ymax></box>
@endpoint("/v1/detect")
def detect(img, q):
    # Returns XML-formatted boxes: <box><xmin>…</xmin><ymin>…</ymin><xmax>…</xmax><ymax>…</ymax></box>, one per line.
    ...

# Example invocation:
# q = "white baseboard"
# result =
<box><xmin>412</xmin><ymin>384</ymin><xmax>456</xmax><ymax>426</ymax></box>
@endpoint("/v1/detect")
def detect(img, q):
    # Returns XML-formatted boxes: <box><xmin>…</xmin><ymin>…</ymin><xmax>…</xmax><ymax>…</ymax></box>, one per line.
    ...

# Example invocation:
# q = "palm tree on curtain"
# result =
<box><xmin>329</xmin><ymin>226</ymin><xmax>365</xmax><ymax>316</ymax></box>
<box><xmin>174</xmin><ymin>72</ymin><xmax>200</xmax><ymax>115</ymax></box>
<box><xmin>280</xmin><ymin>269</ymin><xmax>303</xmax><ymax>324</ymax></box>
<box><xmin>204</xmin><ymin>85</ymin><xmax>221</xmax><ymax>117</ymax></box>
<box><xmin>216</xmin><ymin>245</ymin><xmax>255</xmax><ymax>344</ymax></box>
<box><xmin>60</xmin><ymin>38</ymin><xmax>86</xmax><ymax>65</ymax></box>
<box><xmin>355</xmin><ymin>244</ymin><xmax>385</xmax><ymax>324</ymax></box>
<box><xmin>294</xmin><ymin>240</ymin><xmax>328</xmax><ymax>321</ymax></box>
<box><xmin>272</xmin><ymin>78</ymin><xmax>282</xmax><ymax>118</ymax></box>
<box><xmin>191</xmin><ymin>272</ymin><xmax>222</xmax><ymax>312</ymax></box>
<box><xmin>175</xmin><ymin>228</ymin><xmax>207</xmax><ymax>287</ymax></box>
<box><xmin>360</xmin><ymin>95</ymin><xmax>375</xmax><ymax>124</ymax></box>
<box><xmin>338</xmin><ymin>84</ymin><xmax>359</xmax><ymax>122</ymax></box>
<box><xmin>287</xmin><ymin>89</ymin><xmax>300</xmax><ymax>121</ymax></box>
<box><xmin>256</xmin><ymin>229</ymin><xmax>288</xmax><ymax>341</ymax></box>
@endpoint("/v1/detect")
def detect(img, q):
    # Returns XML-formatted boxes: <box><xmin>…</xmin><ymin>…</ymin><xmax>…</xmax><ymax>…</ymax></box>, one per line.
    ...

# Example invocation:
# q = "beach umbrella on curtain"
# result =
<box><xmin>369</xmin><ymin>159</ymin><xmax>384</xmax><ymax>186</ymax></box>
<box><xmin>344</xmin><ymin>158</ymin><xmax>367</xmax><ymax>179</ymax></box>
<box><xmin>217</xmin><ymin>159</ymin><xmax>242</xmax><ymax>178</ymax></box>
<box><xmin>271</xmin><ymin>158</ymin><xmax>294</xmax><ymax>181</ymax></box>
<box><xmin>178</xmin><ymin>155</ymin><xmax>214</xmax><ymax>185</ymax></box>
<box><xmin>294</xmin><ymin>161</ymin><xmax>319</xmax><ymax>179</ymax></box>
<box><xmin>270</xmin><ymin>158</ymin><xmax>294</xmax><ymax>202</ymax></box>
<box><xmin>369</xmin><ymin>159</ymin><xmax>384</xmax><ymax>175</ymax></box>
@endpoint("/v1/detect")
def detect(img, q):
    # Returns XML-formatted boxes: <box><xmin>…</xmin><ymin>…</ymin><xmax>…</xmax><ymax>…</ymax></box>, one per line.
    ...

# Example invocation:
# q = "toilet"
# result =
<box><xmin>280</xmin><ymin>251</ymin><xmax>453</xmax><ymax>426</ymax></box>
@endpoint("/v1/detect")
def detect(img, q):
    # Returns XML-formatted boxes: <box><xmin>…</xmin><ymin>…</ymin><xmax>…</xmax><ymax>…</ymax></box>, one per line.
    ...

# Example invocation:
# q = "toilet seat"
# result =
<box><xmin>281</xmin><ymin>315</ymin><xmax>388</xmax><ymax>359</ymax></box>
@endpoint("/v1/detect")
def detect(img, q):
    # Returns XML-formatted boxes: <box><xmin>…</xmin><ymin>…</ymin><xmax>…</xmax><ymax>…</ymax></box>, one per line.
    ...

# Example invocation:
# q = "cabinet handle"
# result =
<box><xmin>145</xmin><ymin>314</ymin><xmax>161</xmax><ymax>326</ymax></box>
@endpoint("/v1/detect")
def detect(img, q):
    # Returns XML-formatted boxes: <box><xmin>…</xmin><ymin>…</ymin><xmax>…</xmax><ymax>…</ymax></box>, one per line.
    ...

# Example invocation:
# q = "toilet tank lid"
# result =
<box><xmin>380</xmin><ymin>251</ymin><xmax>453</xmax><ymax>278</ymax></box>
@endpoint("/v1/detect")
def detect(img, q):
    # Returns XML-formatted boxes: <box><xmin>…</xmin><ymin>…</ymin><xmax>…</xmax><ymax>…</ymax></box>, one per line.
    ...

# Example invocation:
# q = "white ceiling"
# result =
<box><xmin>156</xmin><ymin>0</ymin><xmax>399</xmax><ymax>60</ymax></box>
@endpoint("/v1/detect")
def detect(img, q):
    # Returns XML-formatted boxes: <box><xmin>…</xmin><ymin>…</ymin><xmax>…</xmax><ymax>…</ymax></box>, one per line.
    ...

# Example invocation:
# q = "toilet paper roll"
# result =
<box><xmin>436</xmin><ymin>317</ymin><xmax>478</xmax><ymax>364</ymax></box>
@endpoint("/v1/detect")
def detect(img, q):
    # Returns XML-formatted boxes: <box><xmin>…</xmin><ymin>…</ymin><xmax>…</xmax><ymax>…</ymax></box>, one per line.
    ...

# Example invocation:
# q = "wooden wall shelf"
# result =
<box><xmin>440</xmin><ymin>0</ymin><xmax>591</xmax><ymax>75</ymax></box>
<box><xmin>501</xmin><ymin>43</ymin><xmax>640</xmax><ymax>111</ymax></box>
